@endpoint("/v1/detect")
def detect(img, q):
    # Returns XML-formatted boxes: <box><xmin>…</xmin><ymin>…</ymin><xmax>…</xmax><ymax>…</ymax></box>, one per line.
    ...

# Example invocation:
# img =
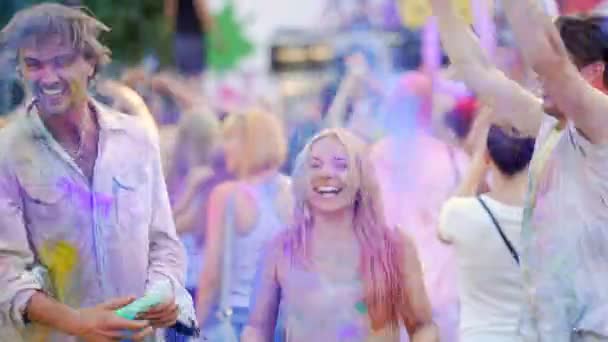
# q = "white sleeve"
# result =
<box><xmin>438</xmin><ymin>197</ymin><xmax>470</xmax><ymax>243</ymax></box>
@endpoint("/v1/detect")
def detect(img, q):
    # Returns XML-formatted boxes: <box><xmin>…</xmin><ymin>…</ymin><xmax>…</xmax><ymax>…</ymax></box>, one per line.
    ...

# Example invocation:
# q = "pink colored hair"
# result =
<box><xmin>286</xmin><ymin>128</ymin><xmax>410</xmax><ymax>330</ymax></box>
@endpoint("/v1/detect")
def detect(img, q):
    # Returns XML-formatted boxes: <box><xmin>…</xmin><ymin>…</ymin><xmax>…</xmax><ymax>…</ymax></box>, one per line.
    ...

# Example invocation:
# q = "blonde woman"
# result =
<box><xmin>242</xmin><ymin>129</ymin><xmax>438</xmax><ymax>342</ymax></box>
<box><xmin>197</xmin><ymin>110</ymin><xmax>293</xmax><ymax>340</ymax></box>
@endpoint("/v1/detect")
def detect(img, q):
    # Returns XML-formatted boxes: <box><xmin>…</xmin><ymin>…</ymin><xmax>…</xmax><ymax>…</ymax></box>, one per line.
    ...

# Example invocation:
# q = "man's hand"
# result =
<box><xmin>76</xmin><ymin>297</ymin><xmax>154</xmax><ymax>342</ymax></box>
<box><xmin>138</xmin><ymin>299</ymin><xmax>179</xmax><ymax>328</ymax></box>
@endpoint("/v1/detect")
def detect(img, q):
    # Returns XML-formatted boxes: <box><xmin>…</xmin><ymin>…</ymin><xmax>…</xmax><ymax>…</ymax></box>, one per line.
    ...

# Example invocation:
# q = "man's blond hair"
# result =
<box><xmin>0</xmin><ymin>3</ymin><xmax>110</xmax><ymax>75</ymax></box>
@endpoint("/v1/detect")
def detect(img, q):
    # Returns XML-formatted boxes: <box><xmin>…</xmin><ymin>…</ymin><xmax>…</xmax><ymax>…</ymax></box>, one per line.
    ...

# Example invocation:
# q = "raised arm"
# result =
<box><xmin>431</xmin><ymin>0</ymin><xmax>544</xmax><ymax>136</ymax></box>
<box><xmin>164</xmin><ymin>0</ymin><xmax>177</xmax><ymax>28</ymax></box>
<box><xmin>194</xmin><ymin>0</ymin><xmax>214</xmax><ymax>32</ymax></box>
<box><xmin>503</xmin><ymin>0</ymin><xmax>608</xmax><ymax>143</ymax></box>
<box><xmin>323</xmin><ymin>54</ymin><xmax>367</xmax><ymax>129</ymax></box>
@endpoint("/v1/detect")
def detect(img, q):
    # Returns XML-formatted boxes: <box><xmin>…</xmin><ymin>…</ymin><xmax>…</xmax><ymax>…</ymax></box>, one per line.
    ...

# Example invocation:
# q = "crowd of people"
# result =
<box><xmin>1</xmin><ymin>0</ymin><xmax>608</xmax><ymax>341</ymax></box>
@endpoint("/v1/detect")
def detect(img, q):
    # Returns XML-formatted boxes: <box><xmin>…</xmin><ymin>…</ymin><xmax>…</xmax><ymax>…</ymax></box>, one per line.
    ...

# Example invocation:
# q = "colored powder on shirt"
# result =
<box><xmin>57</xmin><ymin>177</ymin><xmax>114</xmax><ymax>217</ymax></box>
<box><xmin>39</xmin><ymin>241</ymin><xmax>78</xmax><ymax>302</ymax></box>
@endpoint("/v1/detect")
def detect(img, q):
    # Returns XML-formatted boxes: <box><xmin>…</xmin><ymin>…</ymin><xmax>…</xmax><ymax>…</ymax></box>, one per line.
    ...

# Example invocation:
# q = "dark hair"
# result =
<box><xmin>487</xmin><ymin>125</ymin><xmax>535</xmax><ymax>177</ymax></box>
<box><xmin>555</xmin><ymin>14</ymin><xmax>608</xmax><ymax>85</ymax></box>
<box><xmin>444</xmin><ymin>94</ymin><xmax>479</xmax><ymax>139</ymax></box>
<box><xmin>0</xmin><ymin>3</ymin><xmax>110</xmax><ymax>76</ymax></box>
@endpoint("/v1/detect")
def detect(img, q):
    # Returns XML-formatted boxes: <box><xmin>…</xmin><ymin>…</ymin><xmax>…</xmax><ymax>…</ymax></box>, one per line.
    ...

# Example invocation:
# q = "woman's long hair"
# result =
<box><xmin>285</xmin><ymin>128</ymin><xmax>410</xmax><ymax>330</ymax></box>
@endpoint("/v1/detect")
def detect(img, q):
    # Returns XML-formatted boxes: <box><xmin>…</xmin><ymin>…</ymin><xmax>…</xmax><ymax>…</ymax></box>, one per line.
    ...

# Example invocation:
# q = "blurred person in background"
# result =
<box><xmin>119</xmin><ymin>69</ymin><xmax>210</xmax><ymax>173</ymax></box>
<box><xmin>282</xmin><ymin>49</ymin><xmax>382</xmax><ymax>175</ymax></box>
<box><xmin>149</xmin><ymin>71</ymin><xmax>216</xmax><ymax>176</ymax></box>
<box><xmin>0</xmin><ymin>79</ymin><xmax>25</xmax><ymax>127</ymax></box>
<box><xmin>164</xmin><ymin>0</ymin><xmax>212</xmax><ymax>91</ymax></box>
<box><xmin>242</xmin><ymin>128</ymin><xmax>438</xmax><ymax>342</ymax></box>
<box><xmin>94</xmin><ymin>78</ymin><xmax>159</xmax><ymax>138</ymax></box>
<box><xmin>166</xmin><ymin>107</ymin><xmax>228</xmax><ymax>206</ymax></box>
<box><xmin>439</xmin><ymin>125</ymin><xmax>535</xmax><ymax>341</ymax></box>
<box><xmin>369</xmin><ymin>71</ymin><xmax>472</xmax><ymax>342</ymax></box>
<box><xmin>166</xmin><ymin>109</ymin><xmax>231</xmax><ymax>341</ymax></box>
<box><xmin>197</xmin><ymin>110</ymin><xmax>292</xmax><ymax>340</ymax></box>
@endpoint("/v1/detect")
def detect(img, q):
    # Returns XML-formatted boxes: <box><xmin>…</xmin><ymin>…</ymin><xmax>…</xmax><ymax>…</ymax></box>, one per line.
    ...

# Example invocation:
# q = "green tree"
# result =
<box><xmin>0</xmin><ymin>0</ymin><xmax>172</xmax><ymax>66</ymax></box>
<box><xmin>207</xmin><ymin>1</ymin><xmax>254</xmax><ymax>73</ymax></box>
<box><xmin>84</xmin><ymin>0</ymin><xmax>172</xmax><ymax>66</ymax></box>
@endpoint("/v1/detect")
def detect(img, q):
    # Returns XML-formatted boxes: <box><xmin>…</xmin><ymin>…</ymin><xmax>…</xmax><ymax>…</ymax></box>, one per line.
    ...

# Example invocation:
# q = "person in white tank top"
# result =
<box><xmin>439</xmin><ymin>124</ymin><xmax>535</xmax><ymax>341</ymax></box>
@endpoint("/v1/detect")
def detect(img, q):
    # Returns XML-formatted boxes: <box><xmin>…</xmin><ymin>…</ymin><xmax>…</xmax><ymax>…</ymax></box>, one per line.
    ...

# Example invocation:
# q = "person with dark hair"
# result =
<box><xmin>439</xmin><ymin>125</ymin><xmax>534</xmax><ymax>342</ymax></box>
<box><xmin>502</xmin><ymin>2</ymin><xmax>608</xmax><ymax>341</ymax></box>
<box><xmin>433</xmin><ymin>0</ymin><xmax>608</xmax><ymax>338</ymax></box>
<box><xmin>443</xmin><ymin>93</ymin><xmax>480</xmax><ymax>143</ymax></box>
<box><xmin>0</xmin><ymin>3</ymin><xmax>195</xmax><ymax>341</ymax></box>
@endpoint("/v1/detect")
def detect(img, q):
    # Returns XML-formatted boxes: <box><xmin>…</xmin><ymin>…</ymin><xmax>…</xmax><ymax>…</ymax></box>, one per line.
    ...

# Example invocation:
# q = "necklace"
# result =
<box><xmin>64</xmin><ymin>120</ymin><xmax>88</xmax><ymax>160</ymax></box>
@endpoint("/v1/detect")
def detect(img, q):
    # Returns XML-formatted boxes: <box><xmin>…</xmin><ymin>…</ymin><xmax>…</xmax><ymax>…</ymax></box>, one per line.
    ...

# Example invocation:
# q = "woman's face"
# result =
<box><xmin>223</xmin><ymin>129</ymin><xmax>243</xmax><ymax>174</ymax></box>
<box><xmin>306</xmin><ymin>135</ymin><xmax>358</xmax><ymax>213</ymax></box>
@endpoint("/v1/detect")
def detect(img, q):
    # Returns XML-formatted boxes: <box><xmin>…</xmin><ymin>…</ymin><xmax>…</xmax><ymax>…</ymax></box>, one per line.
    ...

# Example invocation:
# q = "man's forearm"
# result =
<box><xmin>431</xmin><ymin>0</ymin><xmax>492</xmax><ymax>73</ymax></box>
<box><xmin>26</xmin><ymin>291</ymin><xmax>83</xmax><ymax>336</ymax></box>
<box><xmin>502</xmin><ymin>0</ymin><xmax>563</xmax><ymax>72</ymax></box>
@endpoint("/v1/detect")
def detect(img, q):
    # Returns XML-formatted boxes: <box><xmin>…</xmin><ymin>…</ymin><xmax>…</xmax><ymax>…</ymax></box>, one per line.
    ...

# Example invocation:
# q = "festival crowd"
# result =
<box><xmin>1</xmin><ymin>0</ymin><xmax>608</xmax><ymax>341</ymax></box>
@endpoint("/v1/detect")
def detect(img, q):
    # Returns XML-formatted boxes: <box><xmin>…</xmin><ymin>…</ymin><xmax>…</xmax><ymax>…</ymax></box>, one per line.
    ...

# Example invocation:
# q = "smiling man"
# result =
<box><xmin>0</xmin><ymin>3</ymin><xmax>191</xmax><ymax>341</ymax></box>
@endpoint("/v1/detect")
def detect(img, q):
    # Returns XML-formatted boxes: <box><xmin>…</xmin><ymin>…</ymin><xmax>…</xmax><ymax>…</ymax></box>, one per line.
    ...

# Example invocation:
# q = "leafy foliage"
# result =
<box><xmin>0</xmin><ymin>0</ymin><xmax>172</xmax><ymax>66</ymax></box>
<box><xmin>207</xmin><ymin>2</ymin><xmax>254</xmax><ymax>72</ymax></box>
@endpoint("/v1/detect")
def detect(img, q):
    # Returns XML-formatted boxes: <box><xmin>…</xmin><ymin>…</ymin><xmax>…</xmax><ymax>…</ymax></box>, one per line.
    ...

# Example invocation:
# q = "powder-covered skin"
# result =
<box><xmin>247</xmin><ymin>231</ymin><xmax>433</xmax><ymax>342</ymax></box>
<box><xmin>0</xmin><ymin>100</ymin><xmax>186</xmax><ymax>342</ymax></box>
<box><xmin>520</xmin><ymin>117</ymin><xmax>608</xmax><ymax>341</ymax></box>
<box><xmin>278</xmin><ymin>255</ymin><xmax>401</xmax><ymax>341</ymax></box>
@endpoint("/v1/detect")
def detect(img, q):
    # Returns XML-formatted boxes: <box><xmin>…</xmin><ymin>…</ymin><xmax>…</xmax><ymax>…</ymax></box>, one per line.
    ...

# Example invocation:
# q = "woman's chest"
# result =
<box><xmin>279</xmin><ymin>262</ymin><xmax>374</xmax><ymax>340</ymax></box>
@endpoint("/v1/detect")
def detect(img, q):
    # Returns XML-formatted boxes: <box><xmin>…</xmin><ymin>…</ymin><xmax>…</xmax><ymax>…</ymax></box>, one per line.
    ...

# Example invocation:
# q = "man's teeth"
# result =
<box><xmin>41</xmin><ymin>87</ymin><xmax>63</xmax><ymax>95</ymax></box>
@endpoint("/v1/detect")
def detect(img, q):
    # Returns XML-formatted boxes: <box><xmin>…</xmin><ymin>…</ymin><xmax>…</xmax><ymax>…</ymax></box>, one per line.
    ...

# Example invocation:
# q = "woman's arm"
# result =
<box><xmin>241</xmin><ymin>236</ymin><xmax>283</xmax><ymax>342</ymax></box>
<box><xmin>195</xmin><ymin>182</ymin><xmax>234</xmax><ymax>323</ymax></box>
<box><xmin>397</xmin><ymin>230</ymin><xmax>439</xmax><ymax>342</ymax></box>
<box><xmin>150</xmin><ymin>72</ymin><xmax>206</xmax><ymax>112</ymax></box>
<box><xmin>173</xmin><ymin>167</ymin><xmax>214</xmax><ymax>234</ymax></box>
<box><xmin>164</xmin><ymin>0</ymin><xmax>177</xmax><ymax>23</ymax></box>
<box><xmin>431</xmin><ymin>0</ymin><xmax>544</xmax><ymax>136</ymax></box>
<box><xmin>194</xmin><ymin>0</ymin><xmax>214</xmax><ymax>32</ymax></box>
<box><xmin>454</xmin><ymin>111</ymin><xmax>491</xmax><ymax>197</ymax></box>
<box><xmin>455</xmin><ymin>149</ymin><xmax>489</xmax><ymax>197</ymax></box>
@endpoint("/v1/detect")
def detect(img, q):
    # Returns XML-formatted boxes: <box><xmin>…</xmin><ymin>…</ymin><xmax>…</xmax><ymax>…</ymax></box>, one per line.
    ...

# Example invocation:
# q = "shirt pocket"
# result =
<box><xmin>112</xmin><ymin>169</ymin><xmax>150</xmax><ymax>231</ymax></box>
<box><xmin>20</xmin><ymin>180</ymin><xmax>69</xmax><ymax>222</ymax></box>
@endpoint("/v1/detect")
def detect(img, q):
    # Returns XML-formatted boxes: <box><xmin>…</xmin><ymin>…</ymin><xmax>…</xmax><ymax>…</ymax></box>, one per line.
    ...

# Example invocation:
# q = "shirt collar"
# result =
<box><xmin>25</xmin><ymin>96</ymin><xmax>129</xmax><ymax>141</ymax></box>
